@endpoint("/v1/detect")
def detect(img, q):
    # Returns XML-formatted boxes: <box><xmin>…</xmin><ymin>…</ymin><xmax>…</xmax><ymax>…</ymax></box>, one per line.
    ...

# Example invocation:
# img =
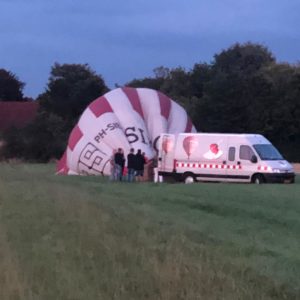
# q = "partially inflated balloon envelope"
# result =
<box><xmin>56</xmin><ymin>87</ymin><xmax>196</xmax><ymax>175</ymax></box>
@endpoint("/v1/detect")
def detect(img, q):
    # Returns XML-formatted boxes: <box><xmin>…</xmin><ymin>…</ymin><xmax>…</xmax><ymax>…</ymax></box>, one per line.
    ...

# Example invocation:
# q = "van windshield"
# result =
<box><xmin>253</xmin><ymin>144</ymin><xmax>283</xmax><ymax>160</ymax></box>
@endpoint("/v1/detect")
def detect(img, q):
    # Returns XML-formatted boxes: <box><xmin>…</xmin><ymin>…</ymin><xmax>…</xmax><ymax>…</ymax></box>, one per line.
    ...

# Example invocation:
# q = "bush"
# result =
<box><xmin>2</xmin><ymin>113</ymin><xmax>68</xmax><ymax>162</ymax></box>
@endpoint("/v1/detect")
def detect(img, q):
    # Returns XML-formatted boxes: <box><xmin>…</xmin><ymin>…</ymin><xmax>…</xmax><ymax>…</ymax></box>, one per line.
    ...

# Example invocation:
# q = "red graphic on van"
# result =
<box><xmin>183</xmin><ymin>136</ymin><xmax>198</xmax><ymax>159</ymax></box>
<box><xmin>204</xmin><ymin>142</ymin><xmax>223</xmax><ymax>159</ymax></box>
<box><xmin>162</xmin><ymin>136</ymin><xmax>174</xmax><ymax>154</ymax></box>
<box><xmin>210</xmin><ymin>143</ymin><xmax>219</xmax><ymax>154</ymax></box>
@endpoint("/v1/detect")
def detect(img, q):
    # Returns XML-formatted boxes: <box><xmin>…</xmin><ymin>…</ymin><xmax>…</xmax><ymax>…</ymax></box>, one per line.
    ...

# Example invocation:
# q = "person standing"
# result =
<box><xmin>142</xmin><ymin>152</ymin><xmax>151</xmax><ymax>181</ymax></box>
<box><xmin>110</xmin><ymin>149</ymin><xmax>117</xmax><ymax>181</ymax></box>
<box><xmin>120</xmin><ymin>148</ymin><xmax>125</xmax><ymax>180</ymax></box>
<box><xmin>142</xmin><ymin>152</ymin><xmax>148</xmax><ymax>164</ymax></box>
<box><xmin>114</xmin><ymin>148</ymin><xmax>125</xmax><ymax>181</ymax></box>
<box><xmin>127</xmin><ymin>148</ymin><xmax>136</xmax><ymax>182</ymax></box>
<box><xmin>134</xmin><ymin>149</ymin><xmax>145</xmax><ymax>182</ymax></box>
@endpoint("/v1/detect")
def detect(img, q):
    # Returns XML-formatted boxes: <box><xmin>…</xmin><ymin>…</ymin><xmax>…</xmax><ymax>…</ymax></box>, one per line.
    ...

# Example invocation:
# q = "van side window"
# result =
<box><xmin>239</xmin><ymin>145</ymin><xmax>255</xmax><ymax>160</ymax></box>
<box><xmin>228</xmin><ymin>147</ymin><xmax>235</xmax><ymax>161</ymax></box>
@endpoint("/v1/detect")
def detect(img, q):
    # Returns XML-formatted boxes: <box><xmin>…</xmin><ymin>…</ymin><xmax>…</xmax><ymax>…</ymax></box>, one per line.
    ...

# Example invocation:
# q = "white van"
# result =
<box><xmin>157</xmin><ymin>133</ymin><xmax>295</xmax><ymax>184</ymax></box>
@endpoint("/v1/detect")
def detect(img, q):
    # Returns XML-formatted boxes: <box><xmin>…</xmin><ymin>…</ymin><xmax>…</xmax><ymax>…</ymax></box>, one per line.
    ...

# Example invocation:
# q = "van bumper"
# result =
<box><xmin>263</xmin><ymin>172</ymin><xmax>295</xmax><ymax>183</ymax></box>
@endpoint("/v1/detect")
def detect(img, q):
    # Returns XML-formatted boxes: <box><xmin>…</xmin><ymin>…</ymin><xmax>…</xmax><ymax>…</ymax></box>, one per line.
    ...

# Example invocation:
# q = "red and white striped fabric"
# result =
<box><xmin>57</xmin><ymin>87</ymin><xmax>196</xmax><ymax>175</ymax></box>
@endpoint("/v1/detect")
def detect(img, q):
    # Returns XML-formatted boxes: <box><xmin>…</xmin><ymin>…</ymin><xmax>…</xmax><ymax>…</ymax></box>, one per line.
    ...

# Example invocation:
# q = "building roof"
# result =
<box><xmin>0</xmin><ymin>101</ymin><xmax>39</xmax><ymax>132</ymax></box>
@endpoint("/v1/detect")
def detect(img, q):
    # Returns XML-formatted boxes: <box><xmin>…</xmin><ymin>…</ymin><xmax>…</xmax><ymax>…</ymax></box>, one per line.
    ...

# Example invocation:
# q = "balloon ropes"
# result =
<box><xmin>56</xmin><ymin>87</ymin><xmax>196</xmax><ymax>175</ymax></box>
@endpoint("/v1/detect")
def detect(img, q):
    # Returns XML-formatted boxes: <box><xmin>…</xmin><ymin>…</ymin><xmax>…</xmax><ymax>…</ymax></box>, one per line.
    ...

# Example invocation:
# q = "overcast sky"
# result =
<box><xmin>1</xmin><ymin>0</ymin><xmax>299</xmax><ymax>98</ymax></box>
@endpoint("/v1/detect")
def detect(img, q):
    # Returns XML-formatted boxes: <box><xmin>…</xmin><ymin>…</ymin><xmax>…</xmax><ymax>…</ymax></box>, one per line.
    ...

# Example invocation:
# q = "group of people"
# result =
<box><xmin>111</xmin><ymin>148</ymin><xmax>147</xmax><ymax>182</ymax></box>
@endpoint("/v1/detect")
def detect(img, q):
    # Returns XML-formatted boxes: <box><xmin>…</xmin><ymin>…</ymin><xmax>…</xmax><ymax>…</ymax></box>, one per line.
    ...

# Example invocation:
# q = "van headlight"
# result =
<box><xmin>272</xmin><ymin>168</ymin><xmax>281</xmax><ymax>173</ymax></box>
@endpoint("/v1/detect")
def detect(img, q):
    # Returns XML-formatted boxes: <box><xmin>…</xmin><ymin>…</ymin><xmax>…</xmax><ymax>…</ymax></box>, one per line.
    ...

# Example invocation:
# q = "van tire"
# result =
<box><xmin>183</xmin><ymin>173</ymin><xmax>196</xmax><ymax>184</ymax></box>
<box><xmin>252</xmin><ymin>174</ymin><xmax>265</xmax><ymax>184</ymax></box>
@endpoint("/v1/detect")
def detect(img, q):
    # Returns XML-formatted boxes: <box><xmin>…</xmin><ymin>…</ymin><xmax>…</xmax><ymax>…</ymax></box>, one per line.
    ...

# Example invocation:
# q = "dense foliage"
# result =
<box><xmin>1</xmin><ymin>113</ymin><xmax>67</xmax><ymax>162</ymax></box>
<box><xmin>1</xmin><ymin>43</ymin><xmax>299</xmax><ymax>161</ymax></box>
<box><xmin>0</xmin><ymin>68</ymin><xmax>25</xmax><ymax>101</ymax></box>
<box><xmin>127</xmin><ymin>43</ymin><xmax>300</xmax><ymax>161</ymax></box>
<box><xmin>38</xmin><ymin>63</ymin><xmax>108</xmax><ymax>123</ymax></box>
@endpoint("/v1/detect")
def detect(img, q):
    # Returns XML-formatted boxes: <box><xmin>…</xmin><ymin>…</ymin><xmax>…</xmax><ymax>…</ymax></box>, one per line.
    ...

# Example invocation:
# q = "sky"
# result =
<box><xmin>1</xmin><ymin>0</ymin><xmax>300</xmax><ymax>99</ymax></box>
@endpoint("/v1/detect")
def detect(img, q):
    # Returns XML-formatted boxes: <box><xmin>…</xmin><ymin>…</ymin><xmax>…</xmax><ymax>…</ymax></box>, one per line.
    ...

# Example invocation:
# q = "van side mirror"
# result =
<box><xmin>250</xmin><ymin>155</ymin><xmax>258</xmax><ymax>163</ymax></box>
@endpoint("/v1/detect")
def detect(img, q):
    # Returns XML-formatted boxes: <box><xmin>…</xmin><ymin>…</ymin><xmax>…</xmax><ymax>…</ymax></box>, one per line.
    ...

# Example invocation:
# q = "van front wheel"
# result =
<box><xmin>252</xmin><ymin>174</ymin><xmax>265</xmax><ymax>184</ymax></box>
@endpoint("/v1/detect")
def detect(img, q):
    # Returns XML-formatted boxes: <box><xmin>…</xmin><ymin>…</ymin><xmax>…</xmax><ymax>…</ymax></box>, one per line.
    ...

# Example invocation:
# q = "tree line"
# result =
<box><xmin>1</xmin><ymin>42</ymin><xmax>299</xmax><ymax>161</ymax></box>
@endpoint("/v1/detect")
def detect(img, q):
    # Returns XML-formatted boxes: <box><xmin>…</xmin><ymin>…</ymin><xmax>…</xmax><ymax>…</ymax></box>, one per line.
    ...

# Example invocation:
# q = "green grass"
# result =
<box><xmin>0</xmin><ymin>163</ymin><xmax>299</xmax><ymax>300</ymax></box>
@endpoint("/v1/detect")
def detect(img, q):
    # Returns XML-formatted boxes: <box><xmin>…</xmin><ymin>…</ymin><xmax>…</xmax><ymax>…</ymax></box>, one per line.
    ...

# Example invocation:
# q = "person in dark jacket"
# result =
<box><xmin>114</xmin><ymin>148</ymin><xmax>125</xmax><ymax>181</ymax></box>
<box><xmin>134</xmin><ymin>149</ymin><xmax>145</xmax><ymax>182</ymax></box>
<box><xmin>127</xmin><ymin>148</ymin><xmax>136</xmax><ymax>182</ymax></box>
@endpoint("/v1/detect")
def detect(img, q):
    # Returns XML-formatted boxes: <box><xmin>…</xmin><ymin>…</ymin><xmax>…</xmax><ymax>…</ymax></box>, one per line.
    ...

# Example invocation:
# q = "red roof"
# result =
<box><xmin>0</xmin><ymin>101</ymin><xmax>39</xmax><ymax>132</ymax></box>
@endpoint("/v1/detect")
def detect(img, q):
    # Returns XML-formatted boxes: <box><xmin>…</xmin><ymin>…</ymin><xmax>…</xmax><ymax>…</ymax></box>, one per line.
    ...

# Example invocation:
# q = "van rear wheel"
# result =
<box><xmin>183</xmin><ymin>173</ymin><xmax>196</xmax><ymax>184</ymax></box>
<box><xmin>252</xmin><ymin>174</ymin><xmax>265</xmax><ymax>184</ymax></box>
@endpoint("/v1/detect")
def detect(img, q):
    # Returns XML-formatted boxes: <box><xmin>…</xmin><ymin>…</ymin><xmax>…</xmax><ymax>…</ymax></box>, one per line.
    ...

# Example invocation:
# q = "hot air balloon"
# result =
<box><xmin>183</xmin><ymin>136</ymin><xmax>198</xmax><ymax>159</ymax></box>
<box><xmin>57</xmin><ymin>87</ymin><xmax>196</xmax><ymax>175</ymax></box>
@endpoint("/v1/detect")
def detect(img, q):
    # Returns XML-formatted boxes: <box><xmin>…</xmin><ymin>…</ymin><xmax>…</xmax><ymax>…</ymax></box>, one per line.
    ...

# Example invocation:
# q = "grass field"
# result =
<box><xmin>0</xmin><ymin>163</ymin><xmax>299</xmax><ymax>300</ymax></box>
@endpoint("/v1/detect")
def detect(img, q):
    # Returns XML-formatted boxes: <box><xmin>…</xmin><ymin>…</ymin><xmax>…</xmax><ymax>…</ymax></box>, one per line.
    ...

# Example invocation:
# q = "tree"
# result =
<box><xmin>257</xmin><ymin>63</ymin><xmax>300</xmax><ymax>161</ymax></box>
<box><xmin>126</xmin><ymin>76</ymin><xmax>165</xmax><ymax>91</ymax></box>
<box><xmin>193</xmin><ymin>43</ymin><xmax>276</xmax><ymax>133</ymax></box>
<box><xmin>2</xmin><ymin>112</ymin><xmax>67</xmax><ymax>162</ymax></box>
<box><xmin>189</xmin><ymin>63</ymin><xmax>212</xmax><ymax>99</ymax></box>
<box><xmin>160</xmin><ymin>67</ymin><xmax>190</xmax><ymax>98</ymax></box>
<box><xmin>38</xmin><ymin>63</ymin><xmax>109</xmax><ymax>124</ymax></box>
<box><xmin>213</xmin><ymin>42</ymin><xmax>275</xmax><ymax>74</ymax></box>
<box><xmin>126</xmin><ymin>66</ymin><xmax>170</xmax><ymax>91</ymax></box>
<box><xmin>0</xmin><ymin>69</ymin><xmax>25</xmax><ymax>101</ymax></box>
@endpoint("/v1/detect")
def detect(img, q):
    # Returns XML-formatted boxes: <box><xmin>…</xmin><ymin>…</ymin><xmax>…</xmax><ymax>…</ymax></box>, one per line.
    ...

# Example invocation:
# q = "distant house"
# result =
<box><xmin>0</xmin><ymin>101</ymin><xmax>39</xmax><ymax>133</ymax></box>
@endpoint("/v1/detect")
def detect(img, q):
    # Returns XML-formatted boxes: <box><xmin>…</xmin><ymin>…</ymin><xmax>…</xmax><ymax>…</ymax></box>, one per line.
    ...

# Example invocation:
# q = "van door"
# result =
<box><xmin>225</xmin><ymin>144</ymin><xmax>253</xmax><ymax>182</ymax></box>
<box><xmin>158</xmin><ymin>134</ymin><xmax>176</xmax><ymax>173</ymax></box>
